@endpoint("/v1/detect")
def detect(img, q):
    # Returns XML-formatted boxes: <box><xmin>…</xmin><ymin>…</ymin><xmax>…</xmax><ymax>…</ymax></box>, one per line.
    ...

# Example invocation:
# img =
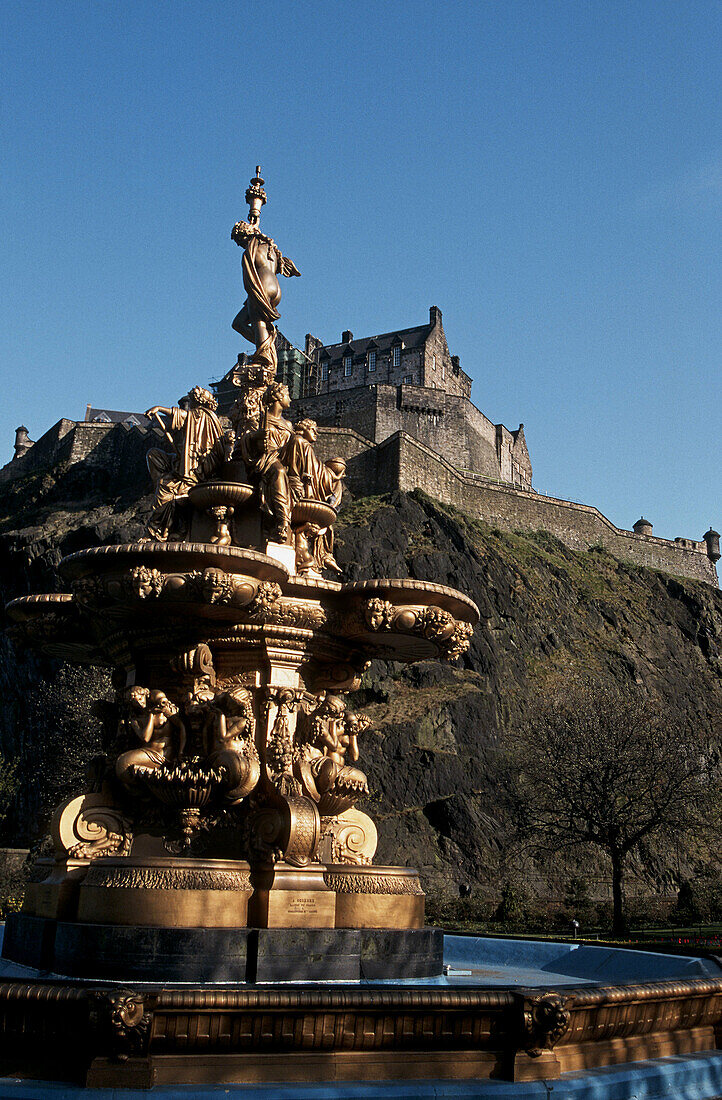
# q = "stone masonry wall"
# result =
<box><xmin>0</xmin><ymin>419</ymin><xmax>77</xmax><ymax>484</ymax></box>
<box><xmin>67</xmin><ymin>423</ymin><xmax>118</xmax><ymax>465</ymax></box>
<box><xmin>312</xmin><ymin>338</ymin><xmax>426</xmax><ymax>394</ymax></box>
<box><xmin>421</xmin><ymin>308</ymin><xmax>472</xmax><ymax>398</ymax></box>
<box><xmin>296</xmin><ymin>384</ymin><xmax>512</xmax><ymax>481</ymax></box>
<box><xmin>298</xmin><ymin>389</ymin><xmax>378</xmax><ymax>446</ymax></box>
<box><xmin>0</xmin><ymin>420</ymin><xmax>160</xmax><ymax>491</ymax></box>
<box><xmin>66</xmin><ymin>422</ymin><xmax>158</xmax><ymax>485</ymax></box>
<box><xmin>387</xmin><ymin>432</ymin><xmax>718</xmax><ymax>585</ymax></box>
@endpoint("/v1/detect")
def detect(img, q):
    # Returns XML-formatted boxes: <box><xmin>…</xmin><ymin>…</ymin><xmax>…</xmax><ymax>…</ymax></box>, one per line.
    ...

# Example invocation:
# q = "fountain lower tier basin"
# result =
<box><xmin>0</xmin><ymin>931</ymin><xmax>720</xmax><ymax>1090</ymax></box>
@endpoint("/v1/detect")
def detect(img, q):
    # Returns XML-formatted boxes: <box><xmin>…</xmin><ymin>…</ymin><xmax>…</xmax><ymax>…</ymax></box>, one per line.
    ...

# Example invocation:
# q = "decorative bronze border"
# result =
<box><xmin>0</xmin><ymin>975</ymin><xmax>720</xmax><ymax>1086</ymax></box>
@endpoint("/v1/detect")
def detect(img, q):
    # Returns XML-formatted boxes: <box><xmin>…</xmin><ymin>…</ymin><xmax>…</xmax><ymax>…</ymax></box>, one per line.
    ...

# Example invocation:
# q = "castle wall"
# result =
<box><xmin>297</xmin><ymin>388</ymin><xmax>379</xmax><ymax>445</ymax></box>
<box><xmin>421</xmin><ymin>311</ymin><xmax>472</xmax><ymax>398</ymax></box>
<box><xmin>0</xmin><ymin>419</ymin><xmax>160</xmax><ymax>494</ymax></box>
<box><xmin>66</xmin><ymin>422</ymin><xmax>158</xmax><ymax>486</ymax></box>
<box><xmin>295</xmin><ymin>384</ymin><xmax>528</xmax><ymax>485</ymax></box>
<box><xmin>371</xmin><ymin>432</ymin><xmax>718</xmax><ymax>586</ymax></box>
<box><xmin>0</xmin><ymin>419</ymin><xmax>77</xmax><ymax>484</ymax></box>
<box><xmin>67</xmin><ymin>423</ymin><xmax>118</xmax><ymax>465</ymax></box>
<box><xmin>4</xmin><ymin>413</ymin><xmax>714</xmax><ymax>586</ymax></box>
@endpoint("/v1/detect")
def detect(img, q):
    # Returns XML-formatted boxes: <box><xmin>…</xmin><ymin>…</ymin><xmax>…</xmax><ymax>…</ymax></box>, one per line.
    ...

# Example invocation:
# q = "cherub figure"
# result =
<box><xmin>341</xmin><ymin>710</ymin><xmax>372</xmax><ymax>762</ymax></box>
<box><xmin>205</xmin><ymin>686</ymin><xmax>261</xmax><ymax>804</ymax></box>
<box><xmin>181</xmin><ymin>682</ymin><xmax>217</xmax><ymax>752</ymax></box>
<box><xmin>295</xmin><ymin>694</ymin><xmax>369</xmax><ymax>815</ymax></box>
<box><xmin>115</xmin><ymin>687</ymin><xmax>186</xmax><ymax>790</ymax></box>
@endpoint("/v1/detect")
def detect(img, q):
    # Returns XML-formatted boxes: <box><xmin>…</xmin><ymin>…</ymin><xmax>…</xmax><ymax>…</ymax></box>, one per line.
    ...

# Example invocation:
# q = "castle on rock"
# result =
<box><xmin>3</xmin><ymin>308</ymin><xmax>719</xmax><ymax>585</ymax></box>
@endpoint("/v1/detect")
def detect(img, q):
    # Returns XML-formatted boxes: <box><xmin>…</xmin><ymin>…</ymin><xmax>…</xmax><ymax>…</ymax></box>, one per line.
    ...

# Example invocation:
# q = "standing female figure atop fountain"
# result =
<box><xmin>231</xmin><ymin>167</ymin><xmax>300</xmax><ymax>375</ymax></box>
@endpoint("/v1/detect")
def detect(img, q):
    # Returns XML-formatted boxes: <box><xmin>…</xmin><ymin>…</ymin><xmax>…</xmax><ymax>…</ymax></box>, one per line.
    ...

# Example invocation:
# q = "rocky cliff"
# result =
<box><xmin>1</xmin><ymin>462</ymin><xmax>721</xmax><ymax>899</ymax></box>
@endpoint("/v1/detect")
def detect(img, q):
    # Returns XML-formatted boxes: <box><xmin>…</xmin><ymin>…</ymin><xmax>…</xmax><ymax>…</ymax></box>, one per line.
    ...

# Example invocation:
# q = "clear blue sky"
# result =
<box><xmin>2</xmin><ymin>1</ymin><xmax>720</xmax><ymax>540</ymax></box>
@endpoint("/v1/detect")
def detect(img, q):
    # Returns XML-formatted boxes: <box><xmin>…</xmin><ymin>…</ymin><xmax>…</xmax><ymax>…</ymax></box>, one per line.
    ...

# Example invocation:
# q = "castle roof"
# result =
<box><xmin>84</xmin><ymin>407</ymin><xmax>149</xmax><ymax>427</ymax></box>
<box><xmin>319</xmin><ymin>321</ymin><xmax>432</xmax><ymax>359</ymax></box>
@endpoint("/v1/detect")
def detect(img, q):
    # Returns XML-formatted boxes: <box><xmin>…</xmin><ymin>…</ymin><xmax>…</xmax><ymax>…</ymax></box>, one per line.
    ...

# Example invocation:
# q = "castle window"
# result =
<box><xmin>432</xmin><ymin>354</ymin><xmax>436</xmax><ymax>372</ymax></box>
<box><xmin>393</xmin><ymin>345</ymin><xmax>401</xmax><ymax>368</ymax></box>
<box><xmin>321</xmin><ymin>361</ymin><xmax>329</xmax><ymax>381</ymax></box>
<box><xmin>403</xmin><ymin>375</ymin><xmax>413</xmax><ymax>385</ymax></box>
<box><xmin>343</xmin><ymin>355</ymin><xmax>352</xmax><ymax>376</ymax></box>
<box><xmin>368</xmin><ymin>349</ymin><xmax>376</xmax><ymax>372</ymax></box>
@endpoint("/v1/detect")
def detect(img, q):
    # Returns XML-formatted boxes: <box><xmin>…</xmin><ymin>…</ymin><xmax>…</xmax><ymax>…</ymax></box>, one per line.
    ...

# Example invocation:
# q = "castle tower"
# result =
<box><xmin>13</xmin><ymin>425</ymin><xmax>33</xmax><ymax>460</ymax></box>
<box><xmin>703</xmin><ymin>529</ymin><xmax>721</xmax><ymax>562</ymax></box>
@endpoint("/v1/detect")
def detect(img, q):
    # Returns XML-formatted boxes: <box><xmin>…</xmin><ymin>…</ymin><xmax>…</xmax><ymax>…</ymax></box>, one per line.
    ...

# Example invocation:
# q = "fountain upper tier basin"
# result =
<box><xmin>58</xmin><ymin>541</ymin><xmax>290</xmax><ymax>582</ymax></box>
<box><xmin>6</xmin><ymin>541</ymin><xmax>479</xmax><ymax>669</ymax></box>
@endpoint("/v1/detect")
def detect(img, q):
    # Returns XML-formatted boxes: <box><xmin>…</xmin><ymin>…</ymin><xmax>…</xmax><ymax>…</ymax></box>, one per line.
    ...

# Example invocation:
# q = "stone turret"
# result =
<box><xmin>13</xmin><ymin>426</ymin><xmax>34</xmax><ymax>460</ymax></box>
<box><xmin>633</xmin><ymin>517</ymin><xmax>653</xmax><ymax>537</ymax></box>
<box><xmin>703</xmin><ymin>529</ymin><xmax>721</xmax><ymax>562</ymax></box>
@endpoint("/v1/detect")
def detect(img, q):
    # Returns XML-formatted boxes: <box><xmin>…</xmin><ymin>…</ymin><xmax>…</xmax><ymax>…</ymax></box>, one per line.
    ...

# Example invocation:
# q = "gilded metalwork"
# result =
<box><xmin>82</xmin><ymin>862</ymin><xmax>251</xmax><ymax>892</ymax></box>
<box><xmin>231</xmin><ymin>166</ymin><xmax>300</xmax><ymax>377</ymax></box>
<box><xmin>2</xmin><ymin>973</ymin><xmax>720</xmax><ymax>1087</ymax></box>
<box><xmin>323</xmin><ymin>868</ymin><xmax>424</xmax><ymax>895</ymax></box>
<box><xmin>89</xmin><ymin>989</ymin><xmax>154</xmax><ymax>1060</ymax></box>
<box><xmin>4</xmin><ymin>168</ymin><xmax>479</xmax><ymax>941</ymax></box>
<box><xmin>521</xmin><ymin>992</ymin><xmax>574</xmax><ymax>1056</ymax></box>
<box><xmin>52</xmin><ymin>794</ymin><xmax>132</xmax><ymax>862</ymax></box>
<box><xmin>363</xmin><ymin>596</ymin><xmax>474</xmax><ymax>660</ymax></box>
<box><xmin>145</xmin><ymin>387</ymin><xmax>225</xmax><ymax>541</ymax></box>
<box><xmin>326</xmin><ymin>808</ymin><xmax>378</xmax><ymax>864</ymax></box>
<box><xmin>294</xmin><ymin>693</ymin><xmax>370</xmax><ymax>816</ymax></box>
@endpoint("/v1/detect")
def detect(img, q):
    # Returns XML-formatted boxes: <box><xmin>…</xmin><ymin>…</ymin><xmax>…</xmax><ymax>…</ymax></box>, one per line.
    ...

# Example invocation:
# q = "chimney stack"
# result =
<box><xmin>342</xmin><ymin>330</ymin><xmax>353</xmax><ymax>344</ymax></box>
<box><xmin>429</xmin><ymin>305</ymin><xmax>442</xmax><ymax>326</ymax></box>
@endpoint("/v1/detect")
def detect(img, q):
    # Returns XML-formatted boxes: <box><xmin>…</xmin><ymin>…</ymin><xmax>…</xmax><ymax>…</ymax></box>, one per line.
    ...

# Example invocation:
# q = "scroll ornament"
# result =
<box><xmin>364</xmin><ymin>597</ymin><xmax>474</xmax><ymax>660</ymax></box>
<box><xmin>52</xmin><ymin>794</ymin><xmax>132</xmax><ymax>862</ymax></box>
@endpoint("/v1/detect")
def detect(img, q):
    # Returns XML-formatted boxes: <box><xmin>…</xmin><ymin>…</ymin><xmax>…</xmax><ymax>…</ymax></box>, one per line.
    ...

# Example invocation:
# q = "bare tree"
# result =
<box><xmin>500</xmin><ymin>684</ymin><xmax>721</xmax><ymax>934</ymax></box>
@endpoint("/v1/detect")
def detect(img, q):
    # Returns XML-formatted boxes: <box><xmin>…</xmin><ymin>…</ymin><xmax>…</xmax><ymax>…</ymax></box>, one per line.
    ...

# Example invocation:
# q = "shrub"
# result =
<box><xmin>672</xmin><ymin>877</ymin><xmax>722</xmax><ymax>926</ymax></box>
<box><xmin>494</xmin><ymin>879</ymin><xmax>532</xmax><ymax>927</ymax></box>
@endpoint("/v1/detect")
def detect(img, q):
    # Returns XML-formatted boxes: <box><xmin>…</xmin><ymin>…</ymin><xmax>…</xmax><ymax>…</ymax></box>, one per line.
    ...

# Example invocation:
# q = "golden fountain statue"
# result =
<box><xmin>231</xmin><ymin>166</ymin><xmax>300</xmax><ymax>376</ymax></box>
<box><xmin>1</xmin><ymin>169</ymin><xmax>478</xmax><ymax>1084</ymax></box>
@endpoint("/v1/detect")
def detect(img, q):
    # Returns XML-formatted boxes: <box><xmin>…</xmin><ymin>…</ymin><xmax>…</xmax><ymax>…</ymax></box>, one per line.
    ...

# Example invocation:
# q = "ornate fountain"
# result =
<box><xmin>4</xmin><ymin>169</ymin><xmax>478</xmax><ymax>993</ymax></box>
